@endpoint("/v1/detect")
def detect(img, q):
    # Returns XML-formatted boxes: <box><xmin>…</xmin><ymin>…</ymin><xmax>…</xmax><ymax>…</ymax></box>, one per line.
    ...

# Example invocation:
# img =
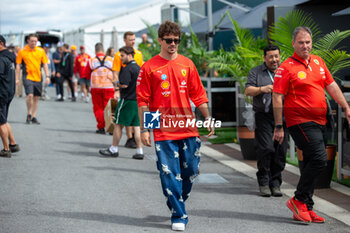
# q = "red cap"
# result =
<box><xmin>80</xmin><ymin>45</ymin><xmax>85</xmax><ymax>49</ymax></box>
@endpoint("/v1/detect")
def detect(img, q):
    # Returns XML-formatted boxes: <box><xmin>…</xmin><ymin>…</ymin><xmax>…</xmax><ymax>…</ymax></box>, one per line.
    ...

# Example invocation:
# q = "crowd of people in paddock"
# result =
<box><xmin>1</xmin><ymin>21</ymin><xmax>350</xmax><ymax>232</ymax></box>
<box><xmin>0</xmin><ymin>22</ymin><xmax>214</xmax><ymax>231</ymax></box>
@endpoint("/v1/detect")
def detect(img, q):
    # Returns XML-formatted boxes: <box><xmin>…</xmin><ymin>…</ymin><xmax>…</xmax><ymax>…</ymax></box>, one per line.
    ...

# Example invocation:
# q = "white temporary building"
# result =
<box><xmin>64</xmin><ymin>0</ymin><xmax>190</xmax><ymax>55</ymax></box>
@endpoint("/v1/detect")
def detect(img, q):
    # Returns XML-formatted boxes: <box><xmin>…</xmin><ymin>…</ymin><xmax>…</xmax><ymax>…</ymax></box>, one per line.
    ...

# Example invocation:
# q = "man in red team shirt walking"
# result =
<box><xmin>74</xmin><ymin>45</ymin><xmax>91</xmax><ymax>102</ymax></box>
<box><xmin>137</xmin><ymin>20</ymin><xmax>214</xmax><ymax>231</ymax></box>
<box><xmin>86</xmin><ymin>43</ymin><xmax>114</xmax><ymax>134</ymax></box>
<box><xmin>273</xmin><ymin>27</ymin><xmax>350</xmax><ymax>223</ymax></box>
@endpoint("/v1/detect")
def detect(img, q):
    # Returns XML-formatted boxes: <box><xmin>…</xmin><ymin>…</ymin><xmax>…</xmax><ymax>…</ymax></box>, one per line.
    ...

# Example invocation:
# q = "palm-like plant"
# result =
<box><xmin>269</xmin><ymin>10</ymin><xmax>321</xmax><ymax>60</ymax></box>
<box><xmin>209</xmin><ymin>10</ymin><xmax>266</xmax><ymax>92</ymax></box>
<box><xmin>269</xmin><ymin>10</ymin><xmax>350</xmax><ymax>80</ymax></box>
<box><xmin>269</xmin><ymin>9</ymin><xmax>350</xmax><ymax>141</ymax></box>
<box><xmin>182</xmin><ymin>27</ymin><xmax>214</xmax><ymax>75</ymax></box>
<box><xmin>138</xmin><ymin>20</ymin><xmax>161</xmax><ymax>61</ymax></box>
<box><xmin>208</xmin><ymin>11</ymin><xmax>267</xmax><ymax>129</ymax></box>
<box><xmin>313</xmin><ymin>30</ymin><xmax>350</xmax><ymax>80</ymax></box>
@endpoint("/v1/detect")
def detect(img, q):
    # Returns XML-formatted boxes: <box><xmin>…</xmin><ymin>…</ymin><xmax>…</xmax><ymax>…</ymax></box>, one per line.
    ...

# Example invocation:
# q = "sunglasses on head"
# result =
<box><xmin>162</xmin><ymin>38</ymin><xmax>181</xmax><ymax>44</ymax></box>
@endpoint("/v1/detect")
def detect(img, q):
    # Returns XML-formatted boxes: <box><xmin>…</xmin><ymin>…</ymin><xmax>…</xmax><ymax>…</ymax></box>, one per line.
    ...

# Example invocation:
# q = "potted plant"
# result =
<box><xmin>209</xmin><ymin>11</ymin><xmax>266</xmax><ymax>160</ymax></box>
<box><xmin>269</xmin><ymin>10</ymin><xmax>350</xmax><ymax>187</ymax></box>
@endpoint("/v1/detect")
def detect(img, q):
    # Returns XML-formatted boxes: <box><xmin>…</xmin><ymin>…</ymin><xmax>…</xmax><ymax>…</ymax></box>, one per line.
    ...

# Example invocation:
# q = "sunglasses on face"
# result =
<box><xmin>162</xmin><ymin>38</ymin><xmax>181</xmax><ymax>44</ymax></box>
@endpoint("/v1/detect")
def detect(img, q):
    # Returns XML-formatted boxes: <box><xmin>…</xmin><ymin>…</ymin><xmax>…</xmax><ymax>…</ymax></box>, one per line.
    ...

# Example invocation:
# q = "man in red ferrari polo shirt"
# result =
<box><xmin>273</xmin><ymin>26</ymin><xmax>350</xmax><ymax>223</ymax></box>
<box><xmin>137</xmin><ymin>20</ymin><xmax>214</xmax><ymax>231</ymax></box>
<box><xmin>74</xmin><ymin>45</ymin><xmax>91</xmax><ymax>102</ymax></box>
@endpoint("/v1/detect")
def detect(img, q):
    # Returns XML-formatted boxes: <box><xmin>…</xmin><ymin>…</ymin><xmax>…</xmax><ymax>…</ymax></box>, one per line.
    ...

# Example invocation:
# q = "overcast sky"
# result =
<box><xmin>0</xmin><ymin>0</ymin><xmax>152</xmax><ymax>34</ymax></box>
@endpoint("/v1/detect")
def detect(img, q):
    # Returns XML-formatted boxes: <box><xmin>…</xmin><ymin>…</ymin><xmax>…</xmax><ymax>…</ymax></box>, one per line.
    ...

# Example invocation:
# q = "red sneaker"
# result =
<box><xmin>293</xmin><ymin>214</ymin><xmax>298</xmax><ymax>221</ymax></box>
<box><xmin>286</xmin><ymin>197</ymin><xmax>311</xmax><ymax>223</ymax></box>
<box><xmin>308</xmin><ymin>210</ymin><xmax>325</xmax><ymax>223</ymax></box>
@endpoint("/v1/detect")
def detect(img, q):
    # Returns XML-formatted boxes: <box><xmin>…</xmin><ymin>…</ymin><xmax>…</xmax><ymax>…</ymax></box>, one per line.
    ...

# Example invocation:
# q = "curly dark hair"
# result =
<box><xmin>119</xmin><ymin>46</ymin><xmax>135</xmax><ymax>57</ymax></box>
<box><xmin>158</xmin><ymin>20</ymin><xmax>181</xmax><ymax>39</ymax></box>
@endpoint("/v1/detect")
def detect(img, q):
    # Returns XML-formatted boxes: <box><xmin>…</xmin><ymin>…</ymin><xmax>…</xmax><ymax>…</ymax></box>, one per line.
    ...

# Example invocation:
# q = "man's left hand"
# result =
<box><xmin>45</xmin><ymin>77</ymin><xmax>50</xmax><ymax>85</ymax></box>
<box><xmin>273</xmin><ymin>128</ymin><xmax>284</xmax><ymax>144</ymax></box>
<box><xmin>206</xmin><ymin>118</ymin><xmax>215</xmax><ymax>137</ymax></box>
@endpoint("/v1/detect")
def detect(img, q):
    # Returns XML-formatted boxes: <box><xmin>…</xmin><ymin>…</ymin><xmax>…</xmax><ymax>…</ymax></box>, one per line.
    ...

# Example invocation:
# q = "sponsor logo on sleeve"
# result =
<box><xmin>320</xmin><ymin>67</ymin><xmax>325</xmax><ymax>77</ymax></box>
<box><xmin>275</xmin><ymin>68</ymin><xmax>283</xmax><ymax>78</ymax></box>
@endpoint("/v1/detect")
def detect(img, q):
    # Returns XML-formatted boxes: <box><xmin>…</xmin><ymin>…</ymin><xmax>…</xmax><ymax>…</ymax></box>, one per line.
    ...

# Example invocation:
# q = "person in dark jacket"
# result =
<box><xmin>245</xmin><ymin>45</ymin><xmax>288</xmax><ymax>197</ymax></box>
<box><xmin>0</xmin><ymin>35</ymin><xmax>20</xmax><ymax>157</ymax></box>
<box><xmin>56</xmin><ymin>43</ymin><xmax>75</xmax><ymax>101</ymax></box>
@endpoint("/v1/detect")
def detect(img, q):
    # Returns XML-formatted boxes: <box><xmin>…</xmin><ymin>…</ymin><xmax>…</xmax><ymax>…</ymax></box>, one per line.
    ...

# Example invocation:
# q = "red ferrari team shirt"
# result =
<box><xmin>74</xmin><ymin>53</ymin><xmax>91</xmax><ymax>79</ymax></box>
<box><xmin>137</xmin><ymin>54</ymin><xmax>208</xmax><ymax>142</ymax></box>
<box><xmin>273</xmin><ymin>52</ymin><xmax>334</xmax><ymax>127</ymax></box>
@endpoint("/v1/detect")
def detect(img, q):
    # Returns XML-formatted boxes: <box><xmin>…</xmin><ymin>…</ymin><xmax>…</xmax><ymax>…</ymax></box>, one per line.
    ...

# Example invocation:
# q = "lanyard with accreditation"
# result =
<box><xmin>267</xmin><ymin>69</ymin><xmax>274</xmax><ymax>83</ymax></box>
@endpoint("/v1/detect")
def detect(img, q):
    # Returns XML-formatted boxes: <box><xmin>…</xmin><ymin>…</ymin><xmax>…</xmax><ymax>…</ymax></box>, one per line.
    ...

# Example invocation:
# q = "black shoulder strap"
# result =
<box><xmin>92</xmin><ymin>55</ymin><xmax>112</xmax><ymax>71</ymax></box>
<box><xmin>95</xmin><ymin>56</ymin><xmax>103</xmax><ymax>66</ymax></box>
<box><xmin>289</xmin><ymin>56</ymin><xmax>309</xmax><ymax>69</ymax></box>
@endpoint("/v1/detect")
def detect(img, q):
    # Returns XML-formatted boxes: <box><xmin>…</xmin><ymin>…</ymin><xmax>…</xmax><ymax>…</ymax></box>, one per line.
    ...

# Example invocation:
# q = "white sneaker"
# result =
<box><xmin>57</xmin><ymin>94</ymin><xmax>62</xmax><ymax>99</ymax></box>
<box><xmin>85</xmin><ymin>97</ymin><xmax>89</xmax><ymax>103</ymax></box>
<box><xmin>171</xmin><ymin>223</ymin><xmax>185</xmax><ymax>231</ymax></box>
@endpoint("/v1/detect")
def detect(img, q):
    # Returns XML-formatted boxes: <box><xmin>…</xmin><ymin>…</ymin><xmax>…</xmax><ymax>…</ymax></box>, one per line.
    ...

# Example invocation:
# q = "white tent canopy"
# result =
<box><xmin>64</xmin><ymin>0</ymin><xmax>189</xmax><ymax>55</ymax></box>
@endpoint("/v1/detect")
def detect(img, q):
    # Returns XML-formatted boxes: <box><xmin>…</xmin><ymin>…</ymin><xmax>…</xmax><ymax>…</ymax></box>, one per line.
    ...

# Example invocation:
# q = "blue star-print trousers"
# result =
<box><xmin>155</xmin><ymin>137</ymin><xmax>201</xmax><ymax>224</ymax></box>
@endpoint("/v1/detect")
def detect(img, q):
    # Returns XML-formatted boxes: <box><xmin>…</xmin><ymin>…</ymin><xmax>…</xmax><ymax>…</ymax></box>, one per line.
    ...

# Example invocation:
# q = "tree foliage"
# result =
<box><xmin>208</xmin><ymin>10</ymin><xmax>266</xmax><ymax>92</ymax></box>
<box><xmin>269</xmin><ymin>10</ymin><xmax>350</xmax><ymax>80</ymax></box>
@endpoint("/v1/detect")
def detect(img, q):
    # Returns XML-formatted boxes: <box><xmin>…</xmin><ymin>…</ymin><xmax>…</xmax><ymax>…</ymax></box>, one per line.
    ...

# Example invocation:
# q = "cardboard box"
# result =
<box><xmin>104</xmin><ymin>98</ymin><xmax>118</xmax><ymax>133</ymax></box>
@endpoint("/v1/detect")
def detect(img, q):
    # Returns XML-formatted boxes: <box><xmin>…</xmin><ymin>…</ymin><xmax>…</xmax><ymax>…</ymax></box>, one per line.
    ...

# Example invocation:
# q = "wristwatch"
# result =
<box><xmin>275</xmin><ymin>124</ymin><xmax>283</xmax><ymax>129</ymax></box>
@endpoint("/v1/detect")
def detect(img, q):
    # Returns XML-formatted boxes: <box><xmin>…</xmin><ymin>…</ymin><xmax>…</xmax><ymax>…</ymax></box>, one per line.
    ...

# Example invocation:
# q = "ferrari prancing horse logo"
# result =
<box><xmin>181</xmin><ymin>69</ymin><xmax>186</xmax><ymax>77</ymax></box>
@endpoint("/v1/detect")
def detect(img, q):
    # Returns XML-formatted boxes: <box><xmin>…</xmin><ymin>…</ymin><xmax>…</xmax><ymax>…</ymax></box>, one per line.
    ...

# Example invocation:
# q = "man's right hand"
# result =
<box><xmin>114</xmin><ymin>91</ymin><xmax>120</xmax><ymax>100</ymax></box>
<box><xmin>345</xmin><ymin>107</ymin><xmax>350</xmax><ymax>124</ymax></box>
<box><xmin>141</xmin><ymin>131</ymin><xmax>151</xmax><ymax>147</ymax></box>
<box><xmin>261</xmin><ymin>85</ymin><xmax>273</xmax><ymax>93</ymax></box>
<box><xmin>273</xmin><ymin>128</ymin><xmax>284</xmax><ymax>144</ymax></box>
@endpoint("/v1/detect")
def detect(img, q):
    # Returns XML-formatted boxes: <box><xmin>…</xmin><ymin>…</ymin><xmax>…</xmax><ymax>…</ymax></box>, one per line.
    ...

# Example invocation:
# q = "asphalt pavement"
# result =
<box><xmin>0</xmin><ymin>87</ymin><xmax>349</xmax><ymax>233</ymax></box>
